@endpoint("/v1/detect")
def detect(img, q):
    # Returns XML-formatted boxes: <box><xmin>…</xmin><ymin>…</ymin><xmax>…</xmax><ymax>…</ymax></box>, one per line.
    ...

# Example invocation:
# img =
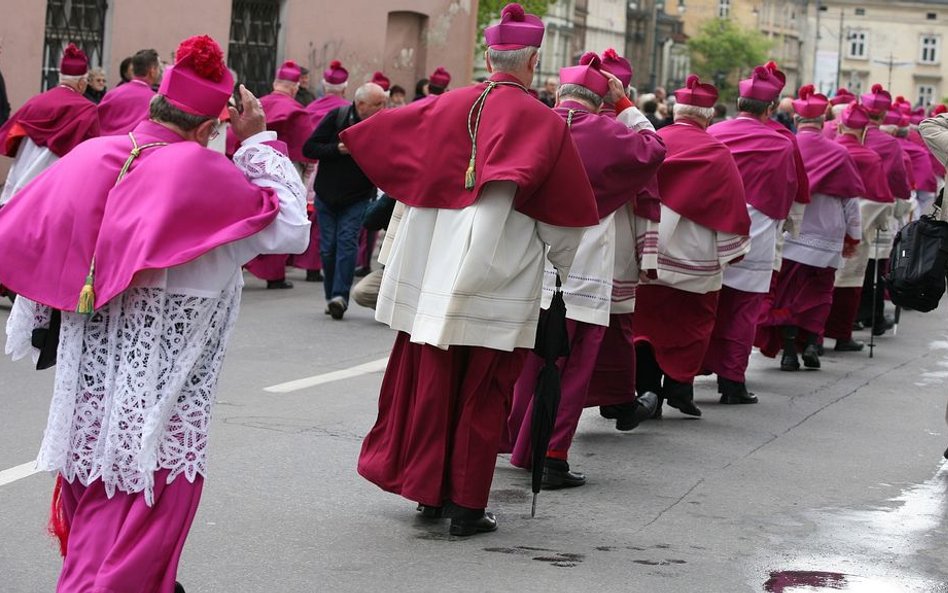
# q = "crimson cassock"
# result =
<box><xmin>96</xmin><ymin>80</ymin><xmax>155</xmax><ymax>136</ymax></box>
<box><xmin>767</xmin><ymin>119</ymin><xmax>811</xmax><ymax>206</ymax></box>
<box><xmin>633</xmin><ymin>119</ymin><xmax>750</xmax><ymax>383</ymax></box>
<box><xmin>0</xmin><ymin>86</ymin><xmax>99</xmax><ymax>158</ymax></box>
<box><xmin>259</xmin><ymin>91</ymin><xmax>313</xmax><ymax>163</ymax></box>
<box><xmin>864</xmin><ymin>125</ymin><xmax>912</xmax><ymax>199</ymax></box>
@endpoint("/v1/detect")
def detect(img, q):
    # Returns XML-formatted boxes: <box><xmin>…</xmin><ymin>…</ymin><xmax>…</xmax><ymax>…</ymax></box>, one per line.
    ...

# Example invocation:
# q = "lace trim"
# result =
<box><xmin>5</xmin><ymin>296</ymin><xmax>51</xmax><ymax>364</ymax></box>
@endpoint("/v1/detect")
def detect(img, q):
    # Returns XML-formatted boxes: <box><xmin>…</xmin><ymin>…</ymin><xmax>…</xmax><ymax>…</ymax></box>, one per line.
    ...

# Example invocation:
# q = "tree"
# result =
<box><xmin>476</xmin><ymin>0</ymin><xmax>557</xmax><ymax>52</ymax></box>
<box><xmin>687</xmin><ymin>18</ymin><xmax>772</xmax><ymax>102</ymax></box>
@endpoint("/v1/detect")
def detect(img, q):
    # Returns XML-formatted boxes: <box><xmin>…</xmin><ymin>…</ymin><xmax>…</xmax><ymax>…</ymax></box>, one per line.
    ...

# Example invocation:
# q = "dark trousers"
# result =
<box><xmin>857</xmin><ymin>258</ymin><xmax>887</xmax><ymax>325</ymax></box>
<box><xmin>316</xmin><ymin>199</ymin><xmax>369</xmax><ymax>302</ymax></box>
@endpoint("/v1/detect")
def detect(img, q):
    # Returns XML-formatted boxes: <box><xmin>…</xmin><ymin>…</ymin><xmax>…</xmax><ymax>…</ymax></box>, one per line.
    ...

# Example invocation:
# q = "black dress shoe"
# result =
<box><xmin>834</xmin><ymin>339</ymin><xmax>865</xmax><ymax>352</ymax></box>
<box><xmin>354</xmin><ymin>266</ymin><xmax>371</xmax><ymax>277</ymax></box>
<box><xmin>266</xmin><ymin>279</ymin><xmax>294</xmax><ymax>289</ymax></box>
<box><xmin>416</xmin><ymin>503</ymin><xmax>445</xmax><ymax>519</ymax></box>
<box><xmin>780</xmin><ymin>351</ymin><xmax>800</xmax><ymax>371</ymax></box>
<box><xmin>599</xmin><ymin>405</ymin><xmax>621</xmax><ymax>420</ymax></box>
<box><xmin>175</xmin><ymin>583</ymin><xmax>186</xmax><ymax>593</ymax></box>
<box><xmin>449</xmin><ymin>511</ymin><xmax>497</xmax><ymax>536</ymax></box>
<box><xmin>615</xmin><ymin>392</ymin><xmax>659</xmax><ymax>431</ymax></box>
<box><xmin>719</xmin><ymin>378</ymin><xmax>758</xmax><ymax>405</ymax></box>
<box><xmin>816</xmin><ymin>343</ymin><xmax>825</xmax><ymax>356</ymax></box>
<box><xmin>664</xmin><ymin>380</ymin><xmax>701</xmax><ymax>417</ymax></box>
<box><xmin>305</xmin><ymin>270</ymin><xmax>323</xmax><ymax>282</ymax></box>
<box><xmin>542</xmin><ymin>458</ymin><xmax>586</xmax><ymax>489</ymax></box>
<box><xmin>651</xmin><ymin>396</ymin><xmax>664</xmax><ymax>420</ymax></box>
<box><xmin>871</xmin><ymin>324</ymin><xmax>888</xmax><ymax>336</ymax></box>
<box><xmin>853</xmin><ymin>321</ymin><xmax>866</xmax><ymax>331</ymax></box>
<box><xmin>801</xmin><ymin>344</ymin><xmax>821</xmax><ymax>368</ymax></box>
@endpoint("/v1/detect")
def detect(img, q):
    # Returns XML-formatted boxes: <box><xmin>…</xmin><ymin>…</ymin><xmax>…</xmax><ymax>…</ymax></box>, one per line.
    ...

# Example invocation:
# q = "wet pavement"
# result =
<box><xmin>2</xmin><ymin>275</ymin><xmax>948</xmax><ymax>592</ymax></box>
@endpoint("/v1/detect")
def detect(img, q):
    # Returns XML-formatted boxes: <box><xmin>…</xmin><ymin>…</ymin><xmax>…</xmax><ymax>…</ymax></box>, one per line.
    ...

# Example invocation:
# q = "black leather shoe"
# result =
<box><xmin>449</xmin><ymin>511</ymin><xmax>497</xmax><ymax>536</ymax></box>
<box><xmin>834</xmin><ymin>339</ymin><xmax>865</xmax><ymax>352</ymax></box>
<box><xmin>266</xmin><ymin>279</ymin><xmax>294</xmax><ymax>289</ymax></box>
<box><xmin>871</xmin><ymin>324</ymin><xmax>888</xmax><ymax>336</ymax></box>
<box><xmin>542</xmin><ymin>458</ymin><xmax>586</xmax><ymax>489</ymax></box>
<box><xmin>599</xmin><ymin>405</ymin><xmax>621</xmax><ymax>420</ymax></box>
<box><xmin>327</xmin><ymin>296</ymin><xmax>347</xmax><ymax>320</ymax></box>
<box><xmin>780</xmin><ymin>351</ymin><xmax>800</xmax><ymax>371</ymax></box>
<box><xmin>305</xmin><ymin>270</ymin><xmax>323</xmax><ymax>282</ymax></box>
<box><xmin>354</xmin><ymin>266</ymin><xmax>371</xmax><ymax>277</ymax></box>
<box><xmin>816</xmin><ymin>343</ymin><xmax>825</xmax><ymax>356</ymax></box>
<box><xmin>416</xmin><ymin>503</ymin><xmax>445</xmax><ymax>519</ymax></box>
<box><xmin>615</xmin><ymin>392</ymin><xmax>659</xmax><ymax>431</ymax></box>
<box><xmin>719</xmin><ymin>378</ymin><xmax>758</xmax><ymax>405</ymax></box>
<box><xmin>175</xmin><ymin>583</ymin><xmax>186</xmax><ymax>593</ymax></box>
<box><xmin>801</xmin><ymin>344</ymin><xmax>821</xmax><ymax>368</ymax></box>
<box><xmin>651</xmin><ymin>396</ymin><xmax>664</xmax><ymax>420</ymax></box>
<box><xmin>664</xmin><ymin>381</ymin><xmax>701</xmax><ymax>417</ymax></box>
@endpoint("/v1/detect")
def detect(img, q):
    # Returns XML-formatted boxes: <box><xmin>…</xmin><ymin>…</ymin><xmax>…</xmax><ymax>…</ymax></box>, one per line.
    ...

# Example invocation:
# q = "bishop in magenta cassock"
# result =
<box><xmin>244</xmin><ymin>60</ymin><xmax>314</xmax><ymax>289</ymax></box>
<box><xmin>0</xmin><ymin>35</ymin><xmax>309</xmax><ymax>592</ymax></box>
<box><xmin>0</xmin><ymin>44</ymin><xmax>99</xmax><ymax>205</ymax></box>
<box><xmin>755</xmin><ymin>86</ymin><xmax>863</xmax><ymax>370</ymax></box>
<box><xmin>505</xmin><ymin>52</ymin><xmax>665</xmax><ymax>489</ymax></box>
<box><xmin>633</xmin><ymin>75</ymin><xmax>751</xmax><ymax>418</ymax></box>
<box><xmin>290</xmin><ymin>60</ymin><xmax>351</xmax><ymax>282</ymax></box>
<box><xmin>341</xmin><ymin>3</ymin><xmax>598</xmax><ymax>536</ymax></box>
<box><xmin>822</xmin><ymin>87</ymin><xmax>856</xmax><ymax>139</ymax></box>
<box><xmin>96</xmin><ymin>48</ymin><xmax>161</xmax><ymax>136</ymax></box>
<box><xmin>823</xmin><ymin>103</ymin><xmax>894</xmax><ymax>351</ymax></box>
<box><xmin>701</xmin><ymin>63</ymin><xmax>798</xmax><ymax>405</ymax></box>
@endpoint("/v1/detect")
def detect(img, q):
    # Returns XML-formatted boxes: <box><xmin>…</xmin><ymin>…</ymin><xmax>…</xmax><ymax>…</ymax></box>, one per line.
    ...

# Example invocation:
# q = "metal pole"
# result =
<box><xmin>813</xmin><ymin>0</ymin><xmax>822</xmax><ymax>82</ymax></box>
<box><xmin>649</xmin><ymin>1</ymin><xmax>660</xmax><ymax>91</ymax></box>
<box><xmin>869</xmin><ymin>227</ymin><xmax>880</xmax><ymax>358</ymax></box>
<box><xmin>835</xmin><ymin>8</ymin><xmax>844</xmax><ymax>91</ymax></box>
<box><xmin>888</xmin><ymin>53</ymin><xmax>895</xmax><ymax>89</ymax></box>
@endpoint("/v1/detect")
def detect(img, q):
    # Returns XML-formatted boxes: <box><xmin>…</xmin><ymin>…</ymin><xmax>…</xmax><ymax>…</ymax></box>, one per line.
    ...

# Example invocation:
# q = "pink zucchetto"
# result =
<box><xmin>840</xmin><ymin>103</ymin><xmax>871</xmax><ymax>130</ymax></box>
<box><xmin>674</xmin><ymin>74</ymin><xmax>718</xmax><ymax>108</ymax></box>
<box><xmin>883</xmin><ymin>109</ymin><xmax>903</xmax><ymax>126</ymax></box>
<box><xmin>860</xmin><ymin>83</ymin><xmax>892</xmax><ymax>116</ymax></box>
<box><xmin>829</xmin><ymin>87</ymin><xmax>856</xmax><ymax>106</ymax></box>
<box><xmin>893</xmin><ymin>95</ymin><xmax>912</xmax><ymax>114</ymax></box>
<box><xmin>910</xmin><ymin>107</ymin><xmax>926</xmax><ymax>125</ymax></box>
<box><xmin>484</xmin><ymin>3</ymin><xmax>545</xmax><ymax>50</ymax></box>
<box><xmin>371</xmin><ymin>71</ymin><xmax>390</xmax><ymax>91</ymax></box>
<box><xmin>559</xmin><ymin>52</ymin><xmax>609</xmax><ymax>98</ymax></box>
<box><xmin>60</xmin><ymin>43</ymin><xmax>89</xmax><ymax>76</ymax></box>
<box><xmin>600</xmin><ymin>48</ymin><xmax>633</xmax><ymax>89</ymax></box>
<box><xmin>323</xmin><ymin>60</ymin><xmax>348</xmax><ymax>85</ymax></box>
<box><xmin>429</xmin><ymin>67</ymin><xmax>451</xmax><ymax>89</ymax></box>
<box><xmin>277</xmin><ymin>60</ymin><xmax>301</xmax><ymax>83</ymax></box>
<box><xmin>158</xmin><ymin>35</ymin><xmax>234</xmax><ymax>118</ymax></box>
<box><xmin>738</xmin><ymin>61</ymin><xmax>785</xmax><ymax>102</ymax></box>
<box><xmin>792</xmin><ymin>84</ymin><xmax>829</xmax><ymax>119</ymax></box>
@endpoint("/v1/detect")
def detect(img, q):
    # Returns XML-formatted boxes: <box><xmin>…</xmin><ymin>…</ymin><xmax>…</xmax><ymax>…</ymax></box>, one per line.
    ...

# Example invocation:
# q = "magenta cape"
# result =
<box><xmin>708</xmin><ymin>117</ymin><xmax>798</xmax><ymax>221</ymax></box>
<box><xmin>836</xmin><ymin>134</ymin><xmax>894</xmax><ymax>203</ymax></box>
<box><xmin>656</xmin><ymin>119</ymin><xmax>750</xmax><ymax>235</ymax></box>
<box><xmin>864</xmin><ymin>125</ymin><xmax>912</xmax><ymax>199</ymax></box>
<box><xmin>260</xmin><ymin>91</ymin><xmax>313</xmax><ymax>162</ymax></box>
<box><xmin>795</xmin><ymin>128</ymin><xmax>865</xmax><ymax>199</ymax></box>
<box><xmin>0</xmin><ymin>86</ymin><xmax>99</xmax><ymax>157</ymax></box>
<box><xmin>0</xmin><ymin>120</ymin><xmax>282</xmax><ymax>311</ymax></box>
<box><xmin>766</xmin><ymin>119</ymin><xmax>811</xmax><ymax>205</ymax></box>
<box><xmin>554</xmin><ymin>100</ymin><xmax>665</xmax><ymax>217</ymax></box>
<box><xmin>340</xmin><ymin>73</ymin><xmax>599</xmax><ymax>228</ymax></box>
<box><xmin>600</xmin><ymin>103</ymin><xmax>662</xmax><ymax>222</ymax></box>
<box><xmin>898</xmin><ymin>136</ymin><xmax>937</xmax><ymax>192</ymax></box>
<box><xmin>822</xmin><ymin>119</ymin><xmax>838</xmax><ymax>140</ymax></box>
<box><xmin>97</xmin><ymin>80</ymin><xmax>155</xmax><ymax>136</ymax></box>
<box><xmin>306</xmin><ymin>94</ymin><xmax>349</xmax><ymax>128</ymax></box>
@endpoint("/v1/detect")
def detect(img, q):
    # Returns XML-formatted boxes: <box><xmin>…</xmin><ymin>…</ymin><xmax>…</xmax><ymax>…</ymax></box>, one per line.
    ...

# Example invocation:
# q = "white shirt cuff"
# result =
<box><xmin>241</xmin><ymin>130</ymin><xmax>278</xmax><ymax>146</ymax></box>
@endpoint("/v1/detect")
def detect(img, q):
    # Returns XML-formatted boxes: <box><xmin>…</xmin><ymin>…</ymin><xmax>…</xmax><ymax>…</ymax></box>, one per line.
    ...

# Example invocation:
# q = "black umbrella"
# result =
<box><xmin>530</xmin><ymin>275</ymin><xmax>570</xmax><ymax>517</ymax></box>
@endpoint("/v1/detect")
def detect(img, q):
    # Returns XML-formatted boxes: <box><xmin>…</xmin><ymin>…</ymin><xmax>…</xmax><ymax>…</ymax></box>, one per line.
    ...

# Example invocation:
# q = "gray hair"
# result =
<box><xmin>831</xmin><ymin>103</ymin><xmax>849</xmax><ymax>117</ymax></box>
<box><xmin>59</xmin><ymin>74</ymin><xmax>86</xmax><ymax>86</ymax></box>
<box><xmin>354</xmin><ymin>82</ymin><xmax>385</xmax><ymax>103</ymax></box>
<box><xmin>737</xmin><ymin>96</ymin><xmax>772</xmax><ymax>115</ymax></box>
<box><xmin>558</xmin><ymin>83</ymin><xmax>603</xmax><ymax>109</ymax></box>
<box><xmin>324</xmin><ymin>81</ymin><xmax>347</xmax><ymax>94</ymax></box>
<box><xmin>149</xmin><ymin>94</ymin><xmax>213</xmax><ymax>131</ymax></box>
<box><xmin>797</xmin><ymin>116</ymin><xmax>825</xmax><ymax>126</ymax></box>
<box><xmin>487</xmin><ymin>46</ymin><xmax>538</xmax><ymax>73</ymax></box>
<box><xmin>674</xmin><ymin>103</ymin><xmax>715</xmax><ymax>122</ymax></box>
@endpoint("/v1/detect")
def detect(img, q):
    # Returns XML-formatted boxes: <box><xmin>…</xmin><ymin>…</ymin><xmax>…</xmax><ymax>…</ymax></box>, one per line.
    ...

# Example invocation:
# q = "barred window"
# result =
<box><xmin>43</xmin><ymin>0</ymin><xmax>108</xmax><ymax>91</ymax></box>
<box><xmin>920</xmin><ymin>35</ymin><xmax>940</xmax><ymax>64</ymax></box>
<box><xmin>718</xmin><ymin>0</ymin><xmax>731</xmax><ymax>18</ymax></box>
<box><xmin>228</xmin><ymin>0</ymin><xmax>282</xmax><ymax>97</ymax></box>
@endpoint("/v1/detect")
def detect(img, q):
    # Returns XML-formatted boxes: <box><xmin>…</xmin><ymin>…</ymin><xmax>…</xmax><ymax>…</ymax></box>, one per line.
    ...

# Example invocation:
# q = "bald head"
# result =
<box><xmin>355</xmin><ymin>82</ymin><xmax>387</xmax><ymax>119</ymax></box>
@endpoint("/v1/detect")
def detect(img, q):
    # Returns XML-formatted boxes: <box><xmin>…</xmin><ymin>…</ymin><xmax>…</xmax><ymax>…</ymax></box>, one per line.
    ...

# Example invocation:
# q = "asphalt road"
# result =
<box><xmin>2</xmin><ymin>269</ymin><xmax>948</xmax><ymax>592</ymax></box>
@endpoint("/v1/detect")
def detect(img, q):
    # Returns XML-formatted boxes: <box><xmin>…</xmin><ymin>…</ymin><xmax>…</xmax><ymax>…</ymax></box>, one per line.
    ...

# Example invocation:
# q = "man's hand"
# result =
<box><xmin>228</xmin><ymin>84</ymin><xmax>267</xmax><ymax>142</ymax></box>
<box><xmin>338</xmin><ymin>142</ymin><xmax>350</xmax><ymax>155</ymax></box>
<box><xmin>842</xmin><ymin>240</ymin><xmax>859</xmax><ymax>258</ymax></box>
<box><xmin>603</xmin><ymin>71</ymin><xmax>626</xmax><ymax>105</ymax></box>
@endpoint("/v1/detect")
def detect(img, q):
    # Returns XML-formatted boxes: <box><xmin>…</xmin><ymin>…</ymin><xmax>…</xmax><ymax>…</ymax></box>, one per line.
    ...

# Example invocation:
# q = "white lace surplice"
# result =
<box><xmin>4</xmin><ymin>132</ymin><xmax>309</xmax><ymax>505</ymax></box>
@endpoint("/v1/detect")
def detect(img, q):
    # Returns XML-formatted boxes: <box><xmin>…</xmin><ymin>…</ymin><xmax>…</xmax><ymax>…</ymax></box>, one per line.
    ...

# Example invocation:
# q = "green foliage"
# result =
<box><xmin>476</xmin><ymin>0</ymin><xmax>557</xmax><ymax>51</ymax></box>
<box><xmin>687</xmin><ymin>18</ymin><xmax>772</xmax><ymax>102</ymax></box>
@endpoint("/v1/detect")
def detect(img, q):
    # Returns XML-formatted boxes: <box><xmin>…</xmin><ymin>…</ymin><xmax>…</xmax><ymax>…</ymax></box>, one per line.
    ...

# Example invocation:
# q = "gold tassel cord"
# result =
<box><xmin>76</xmin><ymin>133</ymin><xmax>168</xmax><ymax>315</ymax></box>
<box><xmin>465</xmin><ymin>80</ymin><xmax>528</xmax><ymax>191</ymax></box>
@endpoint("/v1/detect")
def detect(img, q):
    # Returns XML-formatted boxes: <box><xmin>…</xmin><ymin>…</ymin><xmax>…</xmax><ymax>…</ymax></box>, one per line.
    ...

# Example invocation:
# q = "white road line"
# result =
<box><xmin>0</xmin><ymin>462</ymin><xmax>40</xmax><ymax>487</ymax></box>
<box><xmin>263</xmin><ymin>357</ymin><xmax>389</xmax><ymax>394</ymax></box>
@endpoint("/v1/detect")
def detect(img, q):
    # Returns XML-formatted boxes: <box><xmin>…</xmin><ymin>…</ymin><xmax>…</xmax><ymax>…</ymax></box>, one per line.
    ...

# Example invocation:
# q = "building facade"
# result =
<box><xmin>0</xmin><ymin>0</ymin><xmax>479</xmax><ymax>111</ymax></box>
<box><xmin>802</xmin><ymin>0</ymin><xmax>948</xmax><ymax>107</ymax></box>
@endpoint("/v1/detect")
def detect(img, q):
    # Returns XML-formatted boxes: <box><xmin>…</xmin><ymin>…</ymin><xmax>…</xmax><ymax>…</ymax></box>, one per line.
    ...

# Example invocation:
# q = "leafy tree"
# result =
<box><xmin>476</xmin><ymin>0</ymin><xmax>557</xmax><ymax>52</ymax></box>
<box><xmin>687</xmin><ymin>18</ymin><xmax>772</xmax><ymax>102</ymax></box>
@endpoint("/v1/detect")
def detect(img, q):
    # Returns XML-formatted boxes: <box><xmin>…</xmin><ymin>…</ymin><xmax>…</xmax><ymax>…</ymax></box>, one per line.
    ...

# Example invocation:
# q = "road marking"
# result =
<box><xmin>263</xmin><ymin>357</ymin><xmax>389</xmax><ymax>394</ymax></box>
<box><xmin>0</xmin><ymin>462</ymin><xmax>40</xmax><ymax>487</ymax></box>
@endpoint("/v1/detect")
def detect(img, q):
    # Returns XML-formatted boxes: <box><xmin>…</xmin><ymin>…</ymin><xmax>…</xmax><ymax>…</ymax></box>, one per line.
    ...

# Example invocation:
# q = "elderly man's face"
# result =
<box><xmin>357</xmin><ymin>91</ymin><xmax>387</xmax><ymax>119</ymax></box>
<box><xmin>545</xmin><ymin>80</ymin><xmax>556</xmax><ymax>93</ymax></box>
<box><xmin>90</xmin><ymin>73</ymin><xmax>106</xmax><ymax>91</ymax></box>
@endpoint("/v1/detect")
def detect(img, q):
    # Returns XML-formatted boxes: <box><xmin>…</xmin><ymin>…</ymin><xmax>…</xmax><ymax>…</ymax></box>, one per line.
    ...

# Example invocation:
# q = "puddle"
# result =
<box><xmin>765</xmin><ymin>570</ymin><xmax>947</xmax><ymax>592</ymax></box>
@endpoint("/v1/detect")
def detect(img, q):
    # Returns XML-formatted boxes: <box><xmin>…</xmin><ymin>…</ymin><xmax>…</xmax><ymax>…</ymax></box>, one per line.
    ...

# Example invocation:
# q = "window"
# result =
<box><xmin>855</xmin><ymin>7</ymin><xmax>866</xmax><ymax>16</ymax></box>
<box><xmin>718</xmin><ymin>0</ymin><xmax>730</xmax><ymax>18</ymax></box>
<box><xmin>227</xmin><ymin>0</ymin><xmax>282</xmax><ymax>98</ymax></box>
<box><xmin>918</xmin><ymin>85</ymin><xmax>936</xmax><ymax>107</ymax></box>
<box><xmin>927</xmin><ymin>13</ymin><xmax>937</xmax><ymax>21</ymax></box>
<box><xmin>42</xmin><ymin>0</ymin><xmax>109</xmax><ymax>91</ymax></box>
<box><xmin>848</xmin><ymin>30</ymin><xmax>868</xmax><ymax>59</ymax></box>
<box><xmin>920</xmin><ymin>35</ymin><xmax>940</xmax><ymax>64</ymax></box>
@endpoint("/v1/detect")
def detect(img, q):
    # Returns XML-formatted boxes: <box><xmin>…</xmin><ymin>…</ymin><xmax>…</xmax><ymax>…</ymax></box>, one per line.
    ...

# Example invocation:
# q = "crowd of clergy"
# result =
<box><xmin>2</xmin><ymin>2</ymin><xmax>948</xmax><ymax>591</ymax></box>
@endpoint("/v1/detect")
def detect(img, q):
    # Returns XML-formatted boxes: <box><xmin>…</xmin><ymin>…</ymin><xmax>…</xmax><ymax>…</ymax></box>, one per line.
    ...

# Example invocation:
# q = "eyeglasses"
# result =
<box><xmin>208</xmin><ymin>121</ymin><xmax>223</xmax><ymax>141</ymax></box>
